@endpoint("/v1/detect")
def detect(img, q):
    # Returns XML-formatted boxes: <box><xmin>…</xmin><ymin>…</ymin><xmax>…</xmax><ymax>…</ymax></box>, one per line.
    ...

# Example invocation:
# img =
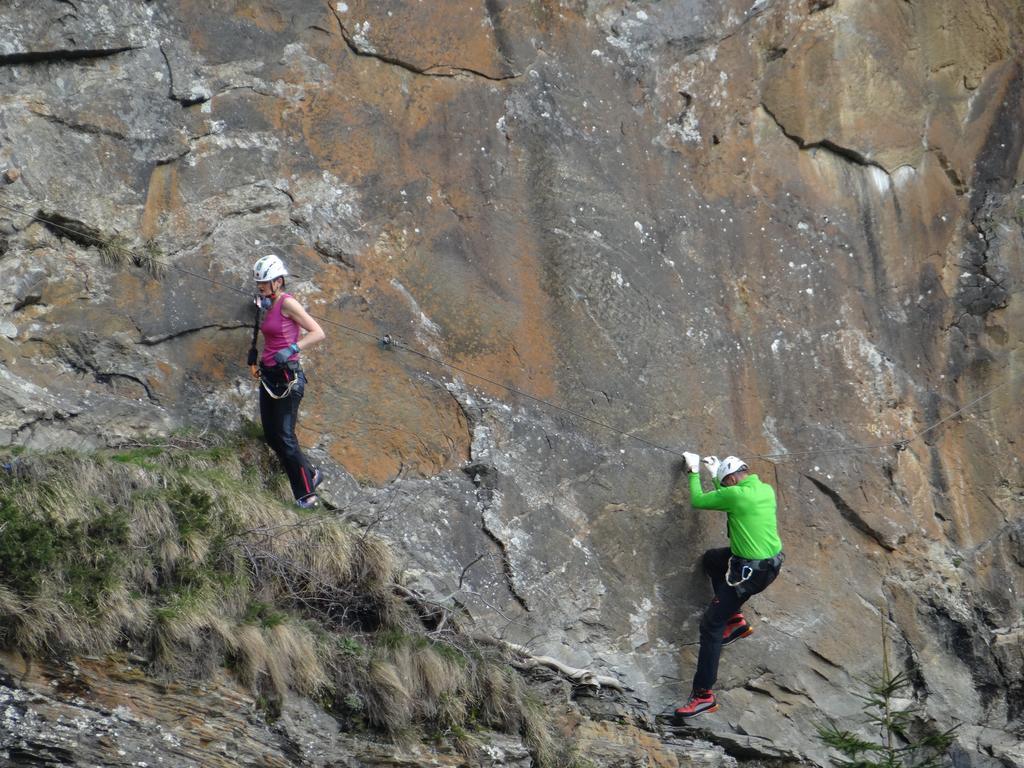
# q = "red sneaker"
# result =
<box><xmin>723</xmin><ymin>614</ymin><xmax>753</xmax><ymax>646</ymax></box>
<box><xmin>672</xmin><ymin>690</ymin><xmax>718</xmax><ymax>722</ymax></box>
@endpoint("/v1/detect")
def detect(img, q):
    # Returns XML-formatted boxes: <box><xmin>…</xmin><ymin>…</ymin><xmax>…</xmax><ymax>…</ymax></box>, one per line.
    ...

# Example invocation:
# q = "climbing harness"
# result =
<box><xmin>725</xmin><ymin>552</ymin><xmax>784</xmax><ymax>591</ymax></box>
<box><xmin>259</xmin><ymin>375</ymin><xmax>298</xmax><ymax>400</ymax></box>
<box><xmin>259</xmin><ymin>362</ymin><xmax>302</xmax><ymax>400</ymax></box>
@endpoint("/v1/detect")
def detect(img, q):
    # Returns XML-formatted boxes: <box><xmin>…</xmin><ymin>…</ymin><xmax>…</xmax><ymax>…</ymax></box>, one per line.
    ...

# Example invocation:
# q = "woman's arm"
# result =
<box><xmin>281</xmin><ymin>297</ymin><xmax>326</xmax><ymax>350</ymax></box>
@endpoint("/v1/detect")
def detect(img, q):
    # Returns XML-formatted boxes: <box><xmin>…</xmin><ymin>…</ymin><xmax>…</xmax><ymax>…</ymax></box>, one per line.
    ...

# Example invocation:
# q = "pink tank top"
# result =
<box><xmin>261</xmin><ymin>294</ymin><xmax>300</xmax><ymax>366</ymax></box>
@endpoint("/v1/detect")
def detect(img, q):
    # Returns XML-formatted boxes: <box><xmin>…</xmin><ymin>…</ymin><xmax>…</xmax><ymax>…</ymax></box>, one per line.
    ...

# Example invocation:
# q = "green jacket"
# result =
<box><xmin>688</xmin><ymin>472</ymin><xmax>782</xmax><ymax>560</ymax></box>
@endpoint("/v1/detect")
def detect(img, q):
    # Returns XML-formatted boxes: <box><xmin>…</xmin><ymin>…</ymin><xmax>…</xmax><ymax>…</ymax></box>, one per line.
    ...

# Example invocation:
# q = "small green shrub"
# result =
<box><xmin>0</xmin><ymin>495</ymin><xmax>129</xmax><ymax>612</ymax></box>
<box><xmin>168</xmin><ymin>483</ymin><xmax>215</xmax><ymax>538</ymax></box>
<box><xmin>817</xmin><ymin>628</ymin><xmax>957</xmax><ymax>768</ymax></box>
<box><xmin>344</xmin><ymin>692</ymin><xmax>365</xmax><ymax>713</ymax></box>
<box><xmin>337</xmin><ymin>636</ymin><xmax>366</xmax><ymax>657</ymax></box>
<box><xmin>0</xmin><ymin>501</ymin><xmax>57</xmax><ymax>593</ymax></box>
<box><xmin>62</xmin><ymin>508</ymin><xmax>130</xmax><ymax>611</ymax></box>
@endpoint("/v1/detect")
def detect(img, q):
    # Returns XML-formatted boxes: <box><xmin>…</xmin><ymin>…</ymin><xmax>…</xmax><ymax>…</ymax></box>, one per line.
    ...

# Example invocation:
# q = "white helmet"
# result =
<box><xmin>253</xmin><ymin>254</ymin><xmax>287</xmax><ymax>282</ymax></box>
<box><xmin>716</xmin><ymin>456</ymin><xmax>748</xmax><ymax>482</ymax></box>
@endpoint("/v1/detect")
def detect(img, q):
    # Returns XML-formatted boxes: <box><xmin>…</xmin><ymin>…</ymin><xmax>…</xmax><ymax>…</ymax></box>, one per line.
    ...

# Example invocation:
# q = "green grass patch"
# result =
<box><xmin>431</xmin><ymin>639</ymin><xmax>468</xmax><ymax>666</ymax></box>
<box><xmin>243</xmin><ymin>601</ymin><xmax>288</xmax><ymax>629</ymax></box>
<box><xmin>154</xmin><ymin>582</ymin><xmax>211</xmax><ymax>622</ymax></box>
<box><xmin>111</xmin><ymin>446</ymin><xmax>163</xmax><ymax>468</ymax></box>
<box><xmin>336</xmin><ymin>635</ymin><xmax>366</xmax><ymax>658</ymax></box>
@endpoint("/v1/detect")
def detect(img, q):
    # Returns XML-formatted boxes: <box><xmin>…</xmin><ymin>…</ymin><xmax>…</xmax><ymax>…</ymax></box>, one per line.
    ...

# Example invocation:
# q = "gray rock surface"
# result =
<box><xmin>0</xmin><ymin>651</ymin><xmax>737</xmax><ymax>768</ymax></box>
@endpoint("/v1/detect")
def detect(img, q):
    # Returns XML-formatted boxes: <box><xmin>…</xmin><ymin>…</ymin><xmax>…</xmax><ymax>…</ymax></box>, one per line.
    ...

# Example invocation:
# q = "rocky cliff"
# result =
<box><xmin>0</xmin><ymin>0</ymin><xmax>1022</xmax><ymax>766</ymax></box>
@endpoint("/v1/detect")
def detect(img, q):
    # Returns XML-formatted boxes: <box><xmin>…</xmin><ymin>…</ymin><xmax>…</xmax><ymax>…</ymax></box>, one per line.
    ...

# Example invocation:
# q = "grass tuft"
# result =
<box><xmin>98</xmin><ymin>233</ymin><xmax>133</xmax><ymax>269</ymax></box>
<box><xmin>95</xmin><ymin>233</ymin><xmax>165</xmax><ymax>279</ymax></box>
<box><xmin>137</xmin><ymin>239</ymin><xmax>167</xmax><ymax>279</ymax></box>
<box><xmin>363</xmin><ymin>657</ymin><xmax>413</xmax><ymax>733</ymax></box>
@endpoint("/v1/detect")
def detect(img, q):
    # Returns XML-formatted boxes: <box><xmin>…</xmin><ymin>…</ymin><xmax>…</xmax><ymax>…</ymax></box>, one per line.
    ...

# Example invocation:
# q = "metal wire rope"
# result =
<box><xmin>0</xmin><ymin>198</ymin><xmax>695</xmax><ymax>458</ymax></box>
<box><xmin>0</xmin><ymin>197</ymin><xmax>1015</xmax><ymax>467</ymax></box>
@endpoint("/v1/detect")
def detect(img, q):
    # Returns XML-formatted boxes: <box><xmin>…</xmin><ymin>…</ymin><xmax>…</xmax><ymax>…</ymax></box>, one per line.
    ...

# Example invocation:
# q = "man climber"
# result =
<box><xmin>672</xmin><ymin>453</ymin><xmax>784</xmax><ymax>722</ymax></box>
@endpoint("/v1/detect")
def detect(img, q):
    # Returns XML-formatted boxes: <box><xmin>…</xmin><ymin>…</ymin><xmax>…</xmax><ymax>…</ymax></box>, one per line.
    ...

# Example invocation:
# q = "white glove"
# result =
<box><xmin>702</xmin><ymin>455</ymin><xmax>720</xmax><ymax>477</ymax></box>
<box><xmin>682</xmin><ymin>451</ymin><xmax>700</xmax><ymax>473</ymax></box>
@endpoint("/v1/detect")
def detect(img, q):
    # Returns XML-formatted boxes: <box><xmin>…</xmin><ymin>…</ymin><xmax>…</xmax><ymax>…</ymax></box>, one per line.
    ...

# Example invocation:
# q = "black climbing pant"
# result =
<box><xmin>692</xmin><ymin>546</ymin><xmax>782</xmax><ymax>692</ymax></box>
<box><xmin>259</xmin><ymin>365</ymin><xmax>316</xmax><ymax>502</ymax></box>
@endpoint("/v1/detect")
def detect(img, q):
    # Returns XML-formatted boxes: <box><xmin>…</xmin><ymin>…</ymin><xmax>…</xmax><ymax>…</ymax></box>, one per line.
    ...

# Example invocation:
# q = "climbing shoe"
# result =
<box><xmin>722</xmin><ymin>614</ymin><xmax>753</xmax><ymax>646</ymax></box>
<box><xmin>296</xmin><ymin>495</ymin><xmax>319</xmax><ymax>509</ymax></box>
<box><xmin>672</xmin><ymin>690</ymin><xmax>718</xmax><ymax>722</ymax></box>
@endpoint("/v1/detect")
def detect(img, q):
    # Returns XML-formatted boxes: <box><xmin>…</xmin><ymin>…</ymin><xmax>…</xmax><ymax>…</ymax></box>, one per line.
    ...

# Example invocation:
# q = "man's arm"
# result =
<box><xmin>688</xmin><ymin>472</ymin><xmax>737</xmax><ymax>510</ymax></box>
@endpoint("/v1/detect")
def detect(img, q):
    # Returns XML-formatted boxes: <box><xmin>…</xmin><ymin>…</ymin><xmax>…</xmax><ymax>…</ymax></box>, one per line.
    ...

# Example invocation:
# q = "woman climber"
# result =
<box><xmin>249</xmin><ymin>254</ymin><xmax>326</xmax><ymax>508</ymax></box>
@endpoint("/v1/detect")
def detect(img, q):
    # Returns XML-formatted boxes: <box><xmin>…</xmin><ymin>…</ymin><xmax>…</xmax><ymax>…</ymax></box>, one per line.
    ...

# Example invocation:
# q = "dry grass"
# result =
<box><xmin>298</xmin><ymin>520</ymin><xmax>357</xmax><ymax>584</ymax></box>
<box><xmin>0</xmin><ymin>585</ymin><xmax>22</xmax><ymax>617</ymax></box>
<box><xmin>268</xmin><ymin>621</ymin><xmax>328</xmax><ymax>696</ymax></box>
<box><xmin>476</xmin><ymin>661</ymin><xmax>517</xmax><ymax>727</ymax></box>
<box><xmin>521</xmin><ymin>692</ymin><xmax>559</xmax><ymax>768</ymax></box>
<box><xmin>234</xmin><ymin>624</ymin><xmax>278</xmax><ymax>691</ymax></box>
<box><xmin>0</xmin><ymin>431</ymin><xmax>560</xmax><ymax>765</ymax></box>
<box><xmin>364</xmin><ymin>657</ymin><xmax>414</xmax><ymax>732</ymax></box>
<box><xmin>352</xmin><ymin>534</ymin><xmax>396</xmax><ymax>591</ymax></box>
<box><xmin>413</xmin><ymin>643</ymin><xmax>466</xmax><ymax>718</ymax></box>
<box><xmin>14</xmin><ymin>593</ymin><xmax>79</xmax><ymax>652</ymax></box>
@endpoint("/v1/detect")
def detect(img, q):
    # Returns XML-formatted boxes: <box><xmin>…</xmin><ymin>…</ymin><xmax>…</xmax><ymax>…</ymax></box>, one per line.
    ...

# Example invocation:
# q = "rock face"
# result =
<box><xmin>0</xmin><ymin>650</ymin><xmax>740</xmax><ymax>768</ymax></box>
<box><xmin>0</xmin><ymin>1</ymin><xmax>1022</xmax><ymax>765</ymax></box>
